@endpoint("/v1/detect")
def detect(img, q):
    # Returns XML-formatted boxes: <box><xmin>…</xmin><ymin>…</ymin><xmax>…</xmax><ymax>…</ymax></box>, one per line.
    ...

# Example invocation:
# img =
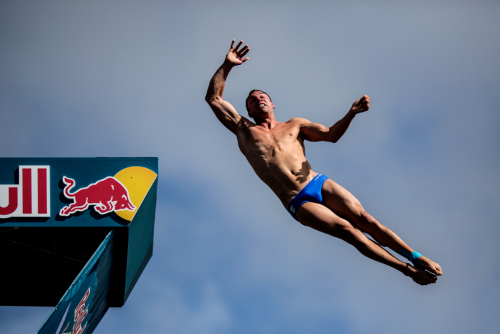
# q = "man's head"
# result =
<box><xmin>245</xmin><ymin>89</ymin><xmax>274</xmax><ymax>119</ymax></box>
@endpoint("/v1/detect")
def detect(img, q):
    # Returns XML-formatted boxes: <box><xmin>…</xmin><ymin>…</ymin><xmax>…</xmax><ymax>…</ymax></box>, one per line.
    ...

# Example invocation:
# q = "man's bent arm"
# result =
<box><xmin>205</xmin><ymin>40</ymin><xmax>250</xmax><ymax>134</ymax></box>
<box><xmin>300</xmin><ymin>95</ymin><xmax>370</xmax><ymax>143</ymax></box>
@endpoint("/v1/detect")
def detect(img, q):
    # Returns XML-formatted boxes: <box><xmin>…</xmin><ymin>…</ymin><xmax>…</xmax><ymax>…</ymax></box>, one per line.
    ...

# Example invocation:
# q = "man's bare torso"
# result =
<box><xmin>236</xmin><ymin>116</ymin><xmax>317</xmax><ymax>207</ymax></box>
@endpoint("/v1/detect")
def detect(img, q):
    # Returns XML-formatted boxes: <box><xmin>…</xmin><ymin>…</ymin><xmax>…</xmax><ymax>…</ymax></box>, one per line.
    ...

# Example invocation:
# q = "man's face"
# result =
<box><xmin>247</xmin><ymin>91</ymin><xmax>275</xmax><ymax>118</ymax></box>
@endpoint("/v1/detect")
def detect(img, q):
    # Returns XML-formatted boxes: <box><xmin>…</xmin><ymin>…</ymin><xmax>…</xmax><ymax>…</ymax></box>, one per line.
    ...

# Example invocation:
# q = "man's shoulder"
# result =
<box><xmin>287</xmin><ymin>117</ymin><xmax>311</xmax><ymax>125</ymax></box>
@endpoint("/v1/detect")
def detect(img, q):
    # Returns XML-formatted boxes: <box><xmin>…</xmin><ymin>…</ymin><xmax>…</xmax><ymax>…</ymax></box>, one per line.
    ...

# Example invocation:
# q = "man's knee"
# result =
<box><xmin>351</xmin><ymin>206</ymin><xmax>380</xmax><ymax>229</ymax></box>
<box><xmin>336</xmin><ymin>226</ymin><xmax>365</xmax><ymax>246</ymax></box>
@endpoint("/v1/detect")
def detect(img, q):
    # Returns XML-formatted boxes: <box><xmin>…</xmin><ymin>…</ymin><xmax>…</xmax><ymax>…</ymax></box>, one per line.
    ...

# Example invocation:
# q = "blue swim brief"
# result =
<box><xmin>287</xmin><ymin>174</ymin><xmax>329</xmax><ymax>221</ymax></box>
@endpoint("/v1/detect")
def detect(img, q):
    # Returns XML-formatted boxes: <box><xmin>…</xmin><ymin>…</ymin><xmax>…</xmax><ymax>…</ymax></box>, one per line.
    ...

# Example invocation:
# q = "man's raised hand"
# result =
<box><xmin>350</xmin><ymin>95</ymin><xmax>370</xmax><ymax>114</ymax></box>
<box><xmin>225</xmin><ymin>39</ymin><xmax>250</xmax><ymax>66</ymax></box>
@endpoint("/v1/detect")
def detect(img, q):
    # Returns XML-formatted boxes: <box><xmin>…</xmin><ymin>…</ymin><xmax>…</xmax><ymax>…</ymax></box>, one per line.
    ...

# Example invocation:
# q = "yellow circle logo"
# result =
<box><xmin>113</xmin><ymin>166</ymin><xmax>157</xmax><ymax>221</ymax></box>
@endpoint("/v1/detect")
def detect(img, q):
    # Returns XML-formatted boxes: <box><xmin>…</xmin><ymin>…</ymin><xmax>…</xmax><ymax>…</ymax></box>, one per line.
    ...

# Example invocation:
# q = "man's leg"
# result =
<box><xmin>320</xmin><ymin>179</ymin><xmax>443</xmax><ymax>276</ymax></box>
<box><xmin>296</xmin><ymin>202</ymin><xmax>437</xmax><ymax>285</ymax></box>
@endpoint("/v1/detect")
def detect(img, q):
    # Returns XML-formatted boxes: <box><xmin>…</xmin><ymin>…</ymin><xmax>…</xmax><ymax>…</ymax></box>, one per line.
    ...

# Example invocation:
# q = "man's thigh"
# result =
<box><xmin>296</xmin><ymin>201</ymin><xmax>356</xmax><ymax>238</ymax></box>
<box><xmin>321</xmin><ymin>179</ymin><xmax>364</xmax><ymax>221</ymax></box>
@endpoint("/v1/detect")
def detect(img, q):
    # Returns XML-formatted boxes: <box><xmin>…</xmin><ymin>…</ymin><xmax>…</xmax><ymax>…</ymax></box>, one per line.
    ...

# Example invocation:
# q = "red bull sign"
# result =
<box><xmin>0</xmin><ymin>159</ymin><xmax>158</xmax><ymax>226</ymax></box>
<box><xmin>2</xmin><ymin>158</ymin><xmax>158</xmax><ymax>334</ymax></box>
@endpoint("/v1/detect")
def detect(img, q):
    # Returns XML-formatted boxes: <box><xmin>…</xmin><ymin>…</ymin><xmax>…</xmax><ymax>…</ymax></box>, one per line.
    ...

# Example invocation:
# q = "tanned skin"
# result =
<box><xmin>205</xmin><ymin>40</ymin><xmax>443</xmax><ymax>285</ymax></box>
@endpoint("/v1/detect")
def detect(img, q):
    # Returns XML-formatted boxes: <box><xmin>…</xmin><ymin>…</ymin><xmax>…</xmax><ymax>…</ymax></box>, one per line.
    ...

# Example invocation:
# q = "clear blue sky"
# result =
<box><xmin>1</xmin><ymin>1</ymin><xmax>499</xmax><ymax>333</ymax></box>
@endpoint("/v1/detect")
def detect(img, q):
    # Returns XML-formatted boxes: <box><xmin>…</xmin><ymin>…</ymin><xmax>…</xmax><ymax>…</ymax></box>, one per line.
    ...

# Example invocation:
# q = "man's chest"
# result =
<box><xmin>238</xmin><ymin>123</ymin><xmax>303</xmax><ymax>155</ymax></box>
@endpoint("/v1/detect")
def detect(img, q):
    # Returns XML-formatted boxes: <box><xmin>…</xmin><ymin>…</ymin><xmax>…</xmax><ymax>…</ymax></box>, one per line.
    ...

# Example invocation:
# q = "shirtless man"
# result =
<box><xmin>205</xmin><ymin>40</ymin><xmax>443</xmax><ymax>285</ymax></box>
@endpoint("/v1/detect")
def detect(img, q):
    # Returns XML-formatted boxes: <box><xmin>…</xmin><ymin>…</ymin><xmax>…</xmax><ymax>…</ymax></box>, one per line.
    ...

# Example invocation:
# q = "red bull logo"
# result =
<box><xmin>72</xmin><ymin>288</ymin><xmax>90</xmax><ymax>334</ymax></box>
<box><xmin>0</xmin><ymin>165</ymin><xmax>50</xmax><ymax>218</ymax></box>
<box><xmin>59</xmin><ymin>176</ymin><xmax>136</xmax><ymax>216</ymax></box>
<box><xmin>1</xmin><ymin>163</ymin><xmax>157</xmax><ymax>222</ymax></box>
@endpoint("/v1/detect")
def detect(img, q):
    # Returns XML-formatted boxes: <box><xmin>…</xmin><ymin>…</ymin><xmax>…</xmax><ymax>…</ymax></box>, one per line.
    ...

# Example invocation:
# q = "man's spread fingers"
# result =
<box><xmin>239</xmin><ymin>44</ymin><xmax>249</xmax><ymax>53</ymax></box>
<box><xmin>240</xmin><ymin>48</ymin><xmax>250</xmax><ymax>57</ymax></box>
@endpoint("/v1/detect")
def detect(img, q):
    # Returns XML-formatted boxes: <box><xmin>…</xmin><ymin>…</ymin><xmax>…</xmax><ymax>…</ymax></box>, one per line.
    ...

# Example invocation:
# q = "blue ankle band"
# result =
<box><xmin>397</xmin><ymin>250</ymin><xmax>422</xmax><ymax>267</ymax></box>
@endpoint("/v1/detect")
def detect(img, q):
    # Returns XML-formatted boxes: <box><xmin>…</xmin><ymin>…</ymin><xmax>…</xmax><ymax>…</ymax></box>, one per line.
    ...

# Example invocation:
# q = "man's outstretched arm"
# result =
<box><xmin>205</xmin><ymin>39</ymin><xmax>250</xmax><ymax>134</ymax></box>
<box><xmin>300</xmin><ymin>95</ymin><xmax>370</xmax><ymax>143</ymax></box>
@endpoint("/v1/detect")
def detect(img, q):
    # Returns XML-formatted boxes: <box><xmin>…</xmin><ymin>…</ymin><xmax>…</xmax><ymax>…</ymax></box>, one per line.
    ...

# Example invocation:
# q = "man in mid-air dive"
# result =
<box><xmin>205</xmin><ymin>40</ymin><xmax>443</xmax><ymax>285</ymax></box>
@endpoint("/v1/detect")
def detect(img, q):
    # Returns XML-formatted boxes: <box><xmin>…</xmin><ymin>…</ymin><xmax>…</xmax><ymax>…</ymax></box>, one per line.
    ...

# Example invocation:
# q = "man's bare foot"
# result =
<box><xmin>403</xmin><ymin>264</ymin><xmax>438</xmax><ymax>285</ymax></box>
<box><xmin>418</xmin><ymin>256</ymin><xmax>443</xmax><ymax>276</ymax></box>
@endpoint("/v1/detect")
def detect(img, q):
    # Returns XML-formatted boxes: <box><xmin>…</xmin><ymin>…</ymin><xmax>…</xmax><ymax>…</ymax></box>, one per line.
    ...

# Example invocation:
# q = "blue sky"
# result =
<box><xmin>1</xmin><ymin>1</ymin><xmax>499</xmax><ymax>333</ymax></box>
